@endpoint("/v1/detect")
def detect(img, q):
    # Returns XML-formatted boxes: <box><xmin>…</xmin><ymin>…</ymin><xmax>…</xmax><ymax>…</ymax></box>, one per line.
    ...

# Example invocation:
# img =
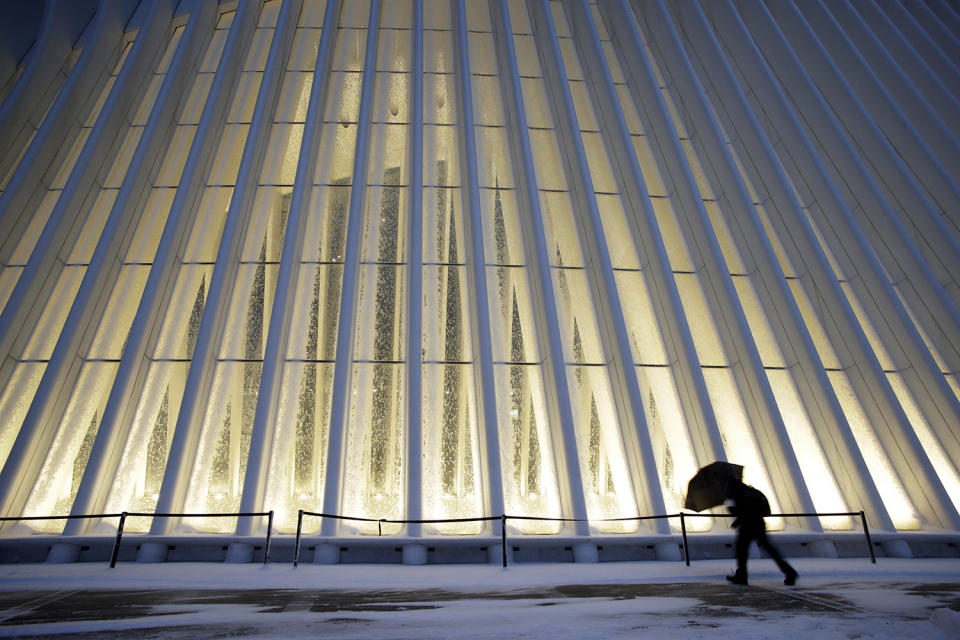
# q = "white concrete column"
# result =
<box><xmin>734</xmin><ymin>0</ymin><xmax>960</xmax><ymax>488</ymax></box>
<box><xmin>0</xmin><ymin>0</ymin><xmax>98</xmax><ymax>176</ymax></box>
<box><xmin>0</xmin><ymin>0</ymin><xmax>151</xmax><ymax>519</ymax></box>
<box><xmin>680</xmin><ymin>0</ymin><xmax>958</xmax><ymax>530</ymax></box>
<box><xmin>65</xmin><ymin>0</ymin><xmax>219</xmax><ymax>535</ymax></box>
<box><xmin>56</xmin><ymin>0</ymin><xmax>256</xmax><ymax>534</ymax></box>
<box><xmin>152</xmin><ymin>0</ymin><xmax>304</xmax><ymax>534</ymax></box>
<box><xmin>0</xmin><ymin>0</ymin><xmax>140</xmax><ymax>265</ymax></box>
<box><xmin>846</xmin><ymin>0</ymin><xmax>960</xmax><ymax>136</ymax></box>
<box><xmin>237</xmin><ymin>0</ymin><xmax>341</xmax><ymax>536</ymax></box>
<box><xmin>873</xmin><ymin>0</ymin><xmax>960</xmax><ymax>98</ymax></box>
<box><xmin>792</xmin><ymin>0</ymin><xmax>960</xmax><ymax>230</ymax></box>
<box><xmin>903</xmin><ymin>0</ymin><xmax>960</xmax><ymax>62</ymax></box>
<box><xmin>761</xmin><ymin>0</ymin><xmax>960</xmax><ymax>298</ymax></box>
<box><xmin>489</xmin><ymin>0</ymin><xmax>589</xmax><ymax>535</ymax></box>
<box><xmin>824</xmin><ymin>1</ymin><xmax>960</xmax><ymax>159</ymax></box>
<box><xmin>592</xmin><ymin>0</ymin><xmax>815</xmax><ymax>522</ymax></box>
<box><xmin>452</xmin><ymin>0</ymin><xmax>505</xmax><ymax>528</ymax></box>
<box><xmin>405</xmin><ymin>0</ymin><xmax>424</xmax><ymax>538</ymax></box>
<box><xmin>527</xmin><ymin>0</ymin><xmax>675</xmax><ymax>532</ymax></box>
<box><xmin>0</xmin><ymin>0</ymin><xmax>179</xmax><ymax>506</ymax></box>
<box><xmin>633</xmin><ymin>0</ymin><xmax>889</xmax><ymax>532</ymax></box>
<box><xmin>320</xmin><ymin>0</ymin><xmax>382</xmax><ymax>538</ymax></box>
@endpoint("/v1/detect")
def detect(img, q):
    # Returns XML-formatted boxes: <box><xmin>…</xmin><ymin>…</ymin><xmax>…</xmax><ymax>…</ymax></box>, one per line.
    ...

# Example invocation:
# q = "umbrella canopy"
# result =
<box><xmin>684</xmin><ymin>461</ymin><xmax>744</xmax><ymax>512</ymax></box>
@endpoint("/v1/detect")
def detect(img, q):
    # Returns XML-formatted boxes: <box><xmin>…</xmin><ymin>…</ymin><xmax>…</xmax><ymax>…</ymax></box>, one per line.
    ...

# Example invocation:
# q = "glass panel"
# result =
<box><xmin>372</xmin><ymin>72</ymin><xmax>409</xmax><ymax>123</ymax></box>
<box><xmin>207</xmin><ymin>124</ymin><xmax>249</xmax><ymax>185</ymax></box>
<box><xmin>227</xmin><ymin>72</ymin><xmax>263</xmax><ymax>123</ymax></box>
<box><xmin>103</xmin><ymin>361</ymin><xmax>188</xmax><ymax>531</ymax></box>
<box><xmin>87</xmin><ymin>266</ymin><xmax>151</xmax><ymax>358</ymax></box>
<box><xmin>424</xmin><ymin>31</ymin><xmax>454</xmax><ymax>73</ymax></box>
<box><xmin>551</xmin><ymin>268</ymin><xmax>606</xmax><ymax>364</ymax></box>
<box><xmin>341</xmin><ymin>363</ymin><xmax>405</xmax><ymax>534</ymax></box>
<box><xmin>314</xmin><ymin>124</ymin><xmax>358</xmax><ymax>184</ymax></box>
<box><xmin>423</xmin><ymin>126</ymin><xmax>460</xmax><ymax>186</ymax></box>
<box><xmin>480</xmin><ymin>186</ymin><xmax>525</xmax><ymax>266</ymax></box>
<box><xmin>67</xmin><ymin>189</ymin><xmax>117</xmax><ymax>264</ymax></box>
<box><xmin>702</xmin><ymin>367</ymin><xmax>783</xmax><ymax>529</ymax></box>
<box><xmin>421</xmin><ymin>364</ymin><xmax>482</xmax><ymax>534</ymax></box>
<box><xmin>275</xmin><ymin>72</ymin><xmax>313</xmax><ymax>122</ymax></box>
<box><xmin>568</xmin><ymin>365</ymin><xmax>638</xmax><ymax>532</ymax></box>
<box><xmin>766</xmin><ymin>369</ymin><xmax>851</xmax><ymax>530</ymax></box>
<box><xmin>675</xmin><ymin>272</ymin><xmax>727</xmax><ymax>366</ymax></box>
<box><xmin>827</xmin><ymin>370</ymin><xmax>919</xmax><ymax>529</ymax></box>
<box><xmin>422</xmin><ymin>265</ymin><xmax>472</xmax><ymax>362</ymax></box>
<box><xmin>302</xmin><ymin>185</ymin><xmax>351</xmax><ymax>261</ymax></box>
<box><xmin>636</xmin><ymin>366</ymin><xmax>707</xmax><ymax>531</ymax></box>
<box><xmin>155</xmin><ymin>125</ymin><xmax>197</xmax><ymax>186</ymax></box>
<box><xmin>259</xmin><ymin>123</ymin><xmax>304</xmax><ymax>185</ymax></box>
<box><xmin>288</xmin><ymin>28</ymin><xmax>323</xmax><ymax>71</ymax></box>
<box><xmin>366</xmin><ymin>124</ymin><xmax>408</xmax><ymax>185</ymax></box>
<box><xmin>0</xmin><ymin>363</ymin><xmax>46</xmax><ymax>469</ymax></box>
<box><xmin>263</xmin><ymin>361</ymin><xmax>335</xmax><ymax>532</ymax></box>
<box><xmin>182</xmin><ymin>361</ymin><xmax>261</xmax><ymax>532</ymax></box>
<box><xmin>377</xmin><ymin>29</ymin><xmax>411</xmax><ymax>71</ymax></box>
<box><xmin>22</xmin><ymin>362</ymin><xmax>118</xmax><ymax>528</ymax></box>
<box><xmin>22</xmin><ymin>267</ymin><xmax>84</xmax><ymax>360</ymax></box>
<box><xmin>182</xmin><ymin>187</ymin><xmax>233</xmax><ymax>262</ymax></box>
<box><xmin>126</xmin><ymin>188</ymin><xmax>175</xmax><ymax>262</ymax></box>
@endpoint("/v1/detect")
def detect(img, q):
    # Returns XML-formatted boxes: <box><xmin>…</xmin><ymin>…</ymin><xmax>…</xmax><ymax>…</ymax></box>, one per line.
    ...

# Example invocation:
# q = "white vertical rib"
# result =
<box><xmin>0</xmin><ymin>1</ymin><xmax>98</xmax><ymax>177</ymax></box>
<box><xmin>636</xmin><ymin>0</ymin><xmax>888</xmax><ymax>531</ymax></box>
<box><xmin>873</xmin><ymin>0</ymin><xmax>960</xmax><ymax>99</ymax></box>
<box><xmin>0</xmin><ymin>0</ymin><xmax>139</xmax><ymax>262</ymax></box>
<box><xmin>65</xmin><ymin>1</ymin><xmax>220</xmax><ymax>536</ymax></box>
<box><xmin>405</xmin><ymin>0</ymin><xmax>424</xmax><ymax>537</ymax></box>
<box><xmin>847</xmin><ymin>0</ymin><xmax>960</xmax><ymax>134</ymax></box>
<box><xmin>452</xmin><ymin>0</ymin><xmax>504</xmax><ymax>524</ymax></box>
<box><xmin>762</xmin><ymin>0</ymin><xmax>960</xmax><ymax>293</ymax></box>
<box><xmin>735</xmin><ymin>0</ymin><xmax>960</xmax><ymax>488</ymax></box>
<box><xmin>0</xmin><ymin>0</ymin><xmax>146</xmax><ymax>518</ymax></box>
<box><xmin>490</xmin><ymin>0</ymin><xmax>589</xmax><ymax>533</ymax></box>
<box><xmin>692</xmin><ymin>0</ymin><xmax>959</xmax><ymax>530</ymax></box>
<box><xmin>529</xmin><ymin>0</ymin><xmax>672</xmax><ymax>530</ymax></box>
<box><xmin>320</xmin><ymin>0</ymin><xmax>382</xmax><ymax>537</ymax></box>
<box><xmin>0</xmin><ymin>0</ymin><xmax>177</xmax><ymax>469</ymax></box>
<box><xmin>793</xmin><ymin>0</ymin><xmax>960</xmax><ymax>230</ymax></box>
<box><xmin>903</xmin><ymin>0</ymin><xmax>960</xmax><ymax>61</ymax></box>
<box><xmin>237</xmin><ymin>0</ymin><xmax>341</xmax><ymax>537</ymax></box>
<box><xmin>152</xmin><ymin>0</ymin><xmax>305</xmax><ymax>534</ymax></box>
<box><xmin>597</xmin><ymin>0</ymin><xmax>815</xmax><ymax>520</ymax></box>
<box><xmin>824</xmin><ymin>1</ymin><xmax>960</xmax><ymax>152</ymax></box>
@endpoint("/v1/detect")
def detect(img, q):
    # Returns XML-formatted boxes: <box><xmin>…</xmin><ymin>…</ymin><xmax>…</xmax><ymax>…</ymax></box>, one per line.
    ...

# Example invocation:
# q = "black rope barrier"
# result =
<box><xmin>0</xmin><ymin>509</ymin><xmax>877</xmax><ymax>568</ymax></box>
<box><xmin>292</xmin><ymin>509</ymin><xmax>877</xmax><ymax>567</ymax></box>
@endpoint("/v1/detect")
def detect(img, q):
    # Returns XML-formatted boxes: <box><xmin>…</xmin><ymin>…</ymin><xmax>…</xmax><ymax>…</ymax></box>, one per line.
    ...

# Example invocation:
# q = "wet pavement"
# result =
<box><xmin>0</xmin><ymin>582</ymin><xmax>958</xmax><ymax>639</ymax></box>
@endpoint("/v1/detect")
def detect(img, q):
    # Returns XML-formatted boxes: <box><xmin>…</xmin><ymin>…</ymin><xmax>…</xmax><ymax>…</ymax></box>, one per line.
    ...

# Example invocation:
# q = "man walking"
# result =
<box><xmin>726</xmin><ymin>481</ymin><xmax>798</xmax><ymax>586</ymax></box>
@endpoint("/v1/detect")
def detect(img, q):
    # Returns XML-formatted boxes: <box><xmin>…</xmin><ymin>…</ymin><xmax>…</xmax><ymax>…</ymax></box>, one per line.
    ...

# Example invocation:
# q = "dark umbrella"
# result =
<box><xmin>684</xmin><ymin>461</ymin><xmax>744</xmax><ymax>512</ymax></box>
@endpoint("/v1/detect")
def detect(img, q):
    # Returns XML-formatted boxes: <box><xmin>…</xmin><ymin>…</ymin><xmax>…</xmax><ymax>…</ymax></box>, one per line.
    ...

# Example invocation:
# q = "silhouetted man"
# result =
<box><xmin>726</xmin><ymin>482</ymin><xmax>797</xmax><ymax>586</ymax></box>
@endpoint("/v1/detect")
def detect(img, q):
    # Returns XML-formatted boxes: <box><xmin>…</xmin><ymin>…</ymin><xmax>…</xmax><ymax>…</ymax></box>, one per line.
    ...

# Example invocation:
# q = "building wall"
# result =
<box><xmin>0</xmin><ymin>0</ymin><xmax>958</xmax><ymax>547</ymax></box>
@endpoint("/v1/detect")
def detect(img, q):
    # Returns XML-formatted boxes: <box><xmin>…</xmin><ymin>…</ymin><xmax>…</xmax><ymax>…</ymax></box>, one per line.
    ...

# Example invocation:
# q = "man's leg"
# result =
<box><xmin>756</xmin><ymin>528</ymin><xmax>798</xmax><ymax>584</ymax></box>
<box><xmin>728</xmin><ymin>523</ymin><xmax>758</xmax><ymax>584</ymax></box>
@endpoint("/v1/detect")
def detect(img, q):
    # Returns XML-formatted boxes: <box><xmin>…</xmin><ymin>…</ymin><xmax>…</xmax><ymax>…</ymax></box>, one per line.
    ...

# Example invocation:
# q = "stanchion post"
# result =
<box><xmin>680</xmin><ymin>513</ymin><xmax>689</xmax><ymax>566</ymax></box>
<box><xmin>860</xmin><ymin>511</ymin><xmax>876</xmax><ymax>564</ymax></box>
<box><xmin>264</xmin><ymin>511</ymin><xmax>274</xmax><ymax>565</ymax></box>
<box><xmin>110</xmin><ymin>512</ymin><xmax>127</xmax><ymax>568</ymax></box>
<box><xmin>294</xmin><ymin>510</ymin><xmax>304</xmax><ymax>568</ymax></box>
<box><xmin>378</xmin><ymin>519</ymin><xmax>383</xmax><ymax>536</ymax></box>
<box><xmin>501</xmin><ymin>514</ymin><xmax>507</xmax><ymax>568</ymax></box>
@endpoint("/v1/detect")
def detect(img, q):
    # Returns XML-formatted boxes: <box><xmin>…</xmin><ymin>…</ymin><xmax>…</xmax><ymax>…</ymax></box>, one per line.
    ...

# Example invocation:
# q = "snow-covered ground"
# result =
<box><xmin>0</xmin><ymin>558</ymin><xmax>958</xmax><ymax>638</ymax></box>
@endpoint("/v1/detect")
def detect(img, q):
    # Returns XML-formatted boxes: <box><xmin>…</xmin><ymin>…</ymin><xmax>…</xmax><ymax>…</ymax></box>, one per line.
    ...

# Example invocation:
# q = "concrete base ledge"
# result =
<box><xmin>0</xmin><ymin>531</ymin><xmax>954</xmax><ymax>565</ymax></box>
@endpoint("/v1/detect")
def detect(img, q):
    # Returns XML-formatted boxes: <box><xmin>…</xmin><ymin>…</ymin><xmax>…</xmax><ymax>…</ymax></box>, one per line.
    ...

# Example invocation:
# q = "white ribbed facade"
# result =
<box><xmin>0</xmin><ymin>0</ymin><xmax>959</xmax><ymax>562</ymax></box>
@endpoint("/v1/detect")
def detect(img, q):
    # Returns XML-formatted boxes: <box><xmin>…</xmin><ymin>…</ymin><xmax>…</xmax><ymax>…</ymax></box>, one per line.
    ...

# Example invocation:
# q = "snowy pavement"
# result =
<box><xmin>0</xmin><ymin>558</ymin><xmax>958</xmax><ymax>638</ymax></box>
